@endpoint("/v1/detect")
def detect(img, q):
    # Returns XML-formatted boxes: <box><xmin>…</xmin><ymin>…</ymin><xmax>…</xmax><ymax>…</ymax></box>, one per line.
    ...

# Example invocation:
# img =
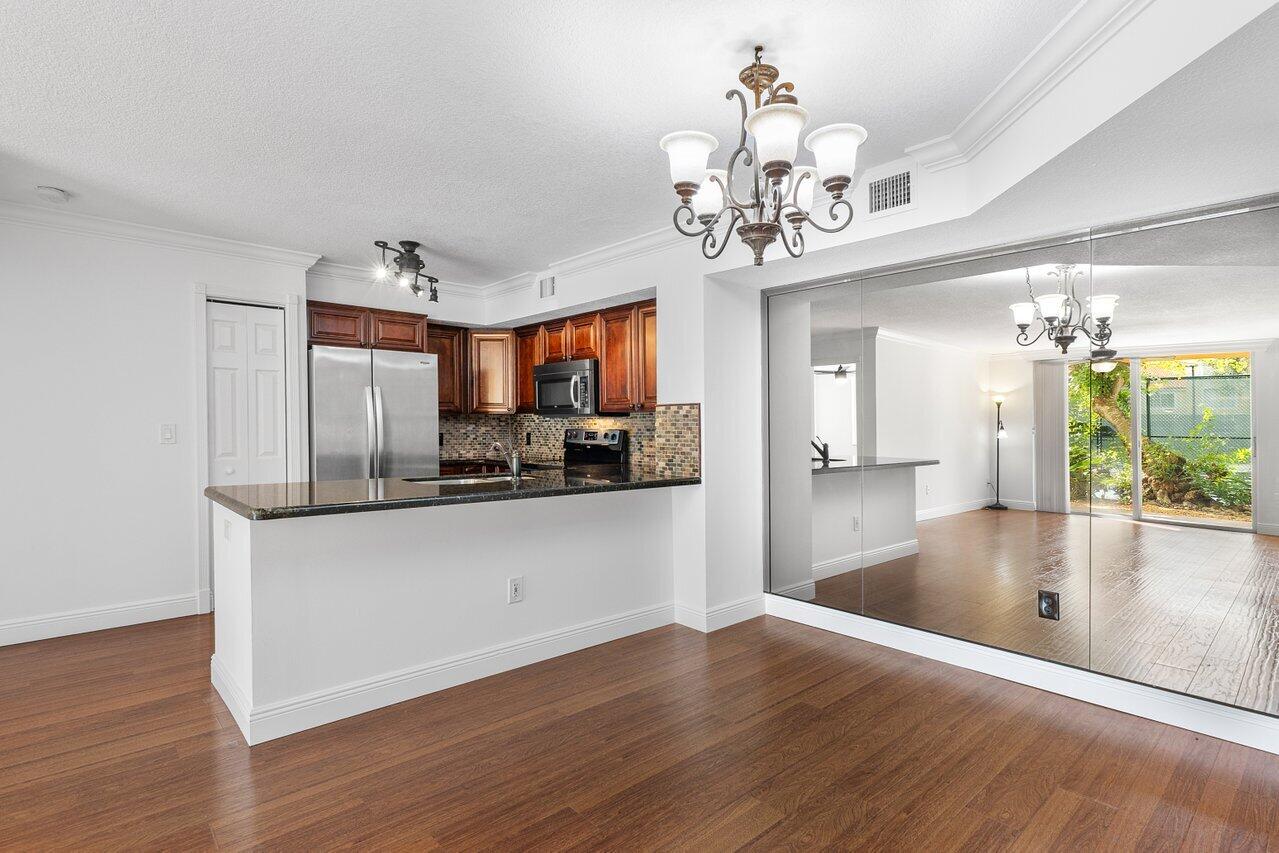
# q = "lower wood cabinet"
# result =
<box><xmin>469</xmin><ymin>330</ymin><xmax>517</xmax><ymax>414</ymax></box>
<box><xmin>426</xmin><ymin>325</ymin><xmax>466</xmax><ymax>413</ymax></box>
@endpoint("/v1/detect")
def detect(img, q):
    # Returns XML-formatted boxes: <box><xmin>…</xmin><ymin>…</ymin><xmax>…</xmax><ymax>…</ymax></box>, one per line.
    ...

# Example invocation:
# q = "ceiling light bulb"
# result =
<box><xmin>691</xmin><ymin>169</ymin><xmax>727</xmax><ymax>220</ymax></box>
<box><xmin>792</xmin><ymin>166</ymin><xmax>818</xmax><ymax>212</ymax></box>
<box><xmin>659</xmin><ymin>131</ymin><xmax>719</xmax><ymax>190</ymax></box>
<box><xmin>992</xmin><ymin>395</ymin><xmax>1005</xmax><ymax>405</ymax></box>
<box><xmin>374</xmin><ymin>264</ymin><xmax>388</xmax><ymax>281</ymax></box>
<box><xmin>744</xmin><ymin>103</ymin><xmax>809</xmax><ymax>173</ymax></box>
<box><xmin>1089</xmin><ymin>294</ymin><xmax>1119</xmax><ymax>323</ymax></box>
<box><xmin>1009</xmin><ymin>302</ymin><xmax>1036</xmax><ymax>328</ymax></box>
<box><xmin>804</xmin><ymin>124</ymin><xmax>868</xmax><ymax>183</ymax></box>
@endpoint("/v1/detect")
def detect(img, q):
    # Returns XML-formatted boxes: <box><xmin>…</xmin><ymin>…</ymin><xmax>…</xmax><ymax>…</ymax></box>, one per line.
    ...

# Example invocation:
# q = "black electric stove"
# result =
<box><xmin>562</xmin><ymin>429</ymin><xmax>629</xmax><ymax>483</ymax></box>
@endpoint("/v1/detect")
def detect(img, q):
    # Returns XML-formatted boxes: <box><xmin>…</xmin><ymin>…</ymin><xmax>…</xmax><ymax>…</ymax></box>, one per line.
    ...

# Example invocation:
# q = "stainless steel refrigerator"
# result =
<box><xmin>309</xmin><ymin>345</ymin><xmax>439</xmax><ymax>481</ymax></box>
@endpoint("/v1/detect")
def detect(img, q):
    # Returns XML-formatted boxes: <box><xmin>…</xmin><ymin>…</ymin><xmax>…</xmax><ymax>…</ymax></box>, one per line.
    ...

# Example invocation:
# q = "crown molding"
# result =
<box><xmin>906</xmin><ymin>0</ymin><xmax>1157</xmax><ymax>172</ymax></box>
<box><xmin>549</xmin><ymin>226</ymin><xmax>688</xmax><ymax>279</ymax></box>
<box><xmin>0</xmin><ymin>199</ymin><xmax>321</xmax><ymax>269</ymax></box>
<box><xmin>307</xmin><ymin>260</ymin><xmax>485</xmax><ymax>303</ymax></box>
<box><xmin>478</xmin><ymin>271</ymin><xmax>538</xmax><ymax>299</ymax></box>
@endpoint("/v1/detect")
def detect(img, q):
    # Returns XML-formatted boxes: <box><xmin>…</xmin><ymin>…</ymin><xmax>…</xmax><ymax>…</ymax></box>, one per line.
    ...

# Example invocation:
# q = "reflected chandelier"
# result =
<box><xmin>1009</xmin><ymin>264</ymin><xmax>1118</xmax><ymax>360</ymax></box>
<box><xmin>659</xmin><ymin>45</ymin><xmax>867</xmax><ymax>266</ymax></box>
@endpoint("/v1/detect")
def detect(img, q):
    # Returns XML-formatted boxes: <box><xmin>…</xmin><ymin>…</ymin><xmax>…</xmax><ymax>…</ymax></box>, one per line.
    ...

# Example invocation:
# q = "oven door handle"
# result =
<box><xmin>570</xmin><ymin>375</ymin><xmax>580</xmax><ymax>408</ymax></box>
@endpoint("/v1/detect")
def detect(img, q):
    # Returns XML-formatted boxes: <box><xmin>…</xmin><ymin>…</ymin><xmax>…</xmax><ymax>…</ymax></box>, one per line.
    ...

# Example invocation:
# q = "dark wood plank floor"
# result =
<box><xmin>2</xmin><ymin>614</ymin><xmax>1278</xmax><ymax>849</ymax></box>
<box><xmin>806</xmin><ymin>510</ymin><xmax>1279</xmax><ymax>715</ymax></box>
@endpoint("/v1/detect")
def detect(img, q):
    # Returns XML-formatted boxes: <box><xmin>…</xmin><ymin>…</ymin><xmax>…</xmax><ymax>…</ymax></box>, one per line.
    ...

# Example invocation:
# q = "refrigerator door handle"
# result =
<box><xmin>364</xmin><ymin>385</ymin><xmax>376</xmax><ymax>479</ymax></box>
<box><xmin>373</xmin><ymin>385</ymin><xmax>386</xmax><ymax>479</ymax></box>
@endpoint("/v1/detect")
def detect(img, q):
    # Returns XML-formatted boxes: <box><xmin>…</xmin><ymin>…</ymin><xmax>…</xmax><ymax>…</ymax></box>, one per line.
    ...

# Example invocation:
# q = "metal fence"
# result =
<box><xmin>1144</xmin><ymin>374</ymin><xmax>1251</xmax><ymax>459</ymax></box>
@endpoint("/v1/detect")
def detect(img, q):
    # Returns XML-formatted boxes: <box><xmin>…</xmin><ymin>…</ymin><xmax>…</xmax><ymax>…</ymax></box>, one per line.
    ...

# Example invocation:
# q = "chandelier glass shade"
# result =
<box><xmin>374</xmin><ymin>240</ymin><xmax>439</xmax><ymax>303</ymax></box>
<box><xmin>1009</xmin><ymin>264</ymin><xmax>1118</xmax><ymax>356</ymax></box>
<box><xmin>660</xmin><ymin>45</ymin><xmax>867</xmax><ymax>266</ymax></box>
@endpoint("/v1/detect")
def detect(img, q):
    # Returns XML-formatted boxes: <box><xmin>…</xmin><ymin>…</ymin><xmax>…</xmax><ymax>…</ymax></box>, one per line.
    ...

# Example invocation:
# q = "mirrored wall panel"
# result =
<box><xmin>766</xmin><ymin>201</ymin><xmax>1279</xmax><ymax>716</ymax></box>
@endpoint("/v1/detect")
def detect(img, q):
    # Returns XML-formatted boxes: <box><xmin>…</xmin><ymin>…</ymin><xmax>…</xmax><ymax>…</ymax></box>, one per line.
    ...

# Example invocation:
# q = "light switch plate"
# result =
<box><xmin>159</xmin><ymin>423</ymin><xmax>177</xmax><ymax>445</ymax></box>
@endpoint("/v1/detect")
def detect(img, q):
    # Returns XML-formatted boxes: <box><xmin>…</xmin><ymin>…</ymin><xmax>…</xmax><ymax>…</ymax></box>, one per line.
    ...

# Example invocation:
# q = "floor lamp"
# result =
<box><xmin>986</xmin><ymin>395</ymin><xmax>1009</xmax><ymax>510</ymax></box>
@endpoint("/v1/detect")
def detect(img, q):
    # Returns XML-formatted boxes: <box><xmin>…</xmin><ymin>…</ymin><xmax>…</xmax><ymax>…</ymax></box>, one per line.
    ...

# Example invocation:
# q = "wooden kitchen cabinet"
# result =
<box><xmin>307</xmin><ymin>300</ymin><xmax>368</xmax><ymax>348</ymax></box>
<box><xmin>637</xmin><ymin>300</ymin><xmax>657</xmax><ymax>410</ymax></box>
<box><xmin>307</xmin><ymin>300</ymin><xmax>428</xmax><ymax>353</ymax></box>
<box><xmin>599</xmin><ymin>305</ymin><xmax>638</xmax><ymax>413</ymax></box>
<box><xmin>368</xmin><ymin>308</ymin><xmax>427</xmax><ymax>352</ymax></box>
<box><xmin>541</xmin><ymin>319</ymin><xmax>568</xmax><ymax>363</ymax></box>
<box><xmin>426</xmin><ymin>324</ymin><xmax>467</xmax><ymax>413</ymax></box>
<box><xmin>515</xmin><ymin>326</ymin><xmax>543</xmax><ymax>413</ymax></box>
<box><xmin>566</xmin><ymin>313</ymin><xmax>602</xmax><ymax>360</ymax></box>
<box><xmin>599</xmin><ymin>300</ymin><xmax>657</xmax><ymax>413</ymax></box>
<box><xmin>468</xmin><ymin>330</ymin><xmax>517</xmax><ymax>414</ymax></box>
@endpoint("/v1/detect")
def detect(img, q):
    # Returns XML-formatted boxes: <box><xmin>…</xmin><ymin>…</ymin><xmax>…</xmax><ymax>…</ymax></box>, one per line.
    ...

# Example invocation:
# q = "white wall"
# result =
<box><xmin>0</xmin><ymin>205</ymin><xmax>313</xmax><ymax>645</ymax></box>
<box><xmin>873</xmin><ymin>332</ymin><xmax>992</xmax><ymax>517</ymax></box>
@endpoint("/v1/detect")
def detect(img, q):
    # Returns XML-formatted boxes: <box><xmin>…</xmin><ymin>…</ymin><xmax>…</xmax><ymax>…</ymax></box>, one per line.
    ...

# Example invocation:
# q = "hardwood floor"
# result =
<box><xmin>2</xmin><ymin>614</ymin><xmax>1279</xmax><ymax>848</ymax></box>
<box><xmin>804</xmin><ymin>509</ymin><xmax>1279</xmax><ymax>715</ymax></box>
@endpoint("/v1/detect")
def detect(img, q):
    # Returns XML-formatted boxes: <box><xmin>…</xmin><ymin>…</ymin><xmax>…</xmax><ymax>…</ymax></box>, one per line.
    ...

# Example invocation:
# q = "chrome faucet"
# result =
<box><xmin>490</xmin><ymin>441</ymin><xmax>521</xmax><ymax>479</ymax></box>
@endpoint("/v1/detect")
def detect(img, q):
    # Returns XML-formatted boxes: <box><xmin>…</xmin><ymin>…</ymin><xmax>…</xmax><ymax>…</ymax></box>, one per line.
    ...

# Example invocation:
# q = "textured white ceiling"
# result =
<box><xmin>0</xmin><ymin>0</ymin><xmax>1077</xmax><ymax>282</ymax></box>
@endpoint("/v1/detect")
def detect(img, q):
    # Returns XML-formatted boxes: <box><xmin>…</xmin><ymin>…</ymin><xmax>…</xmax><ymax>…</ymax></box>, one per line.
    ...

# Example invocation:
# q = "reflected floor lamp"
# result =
<box><xmin>986</xmin><ymin>395</ymin><xmax>1009</xmax><ymax>510</ymax></box>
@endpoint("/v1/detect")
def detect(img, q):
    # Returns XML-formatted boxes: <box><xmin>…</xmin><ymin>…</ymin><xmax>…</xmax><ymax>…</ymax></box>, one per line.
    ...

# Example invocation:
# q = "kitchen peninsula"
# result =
<box><xmin>205</xmin><ymin>463</ymin><xmax>698</xmax><ymax>745</ymax></box>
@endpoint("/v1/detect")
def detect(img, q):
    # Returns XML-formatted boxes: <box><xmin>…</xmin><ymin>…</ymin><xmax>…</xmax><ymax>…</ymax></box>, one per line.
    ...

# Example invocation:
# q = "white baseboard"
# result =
<box><xmin>1002</xmin><ymin>499</ymin><xmax>1037</xmax><ymax>511</ymax></box>
<box><xmin>222</xmin><ymin>601</ymin><xmax>676</xmax><ymax>745</ymax></box>
<box><xmin>210</xmin><ymin>653</ymin><xmax>251</xmax><ymax>734</ymax></box>
<box><xmin>768</xmin><ymin>579</ymin><xmax>816</xmax><ymax>601</ymax></box>
<box><xmin>765</xmin><ymin>594</ymin><xmax>1279</xmax><ymax>756</ymax></box>
<box><xmin>916</xmin><ymin>498</ymin><xmax>990</xmax><ymax>521</ymax></box>
<box><xmin>0</xmin><ymin>593</ymin><xmax>199</xmax><ymax>647</ymax></box>
<box><xmin>675</xmin><ymin>595</ymin><xmax>766</xmax><ymax>633</ymax></box>
<box><xmin>812</xmin><ymin>539</ymin><xmax>919</xmax><ymax>580</ymax></box>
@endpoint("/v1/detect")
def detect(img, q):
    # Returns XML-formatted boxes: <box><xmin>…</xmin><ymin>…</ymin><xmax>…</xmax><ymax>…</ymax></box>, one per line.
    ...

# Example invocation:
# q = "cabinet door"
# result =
<box><xmin>426</xmin><ymin>325</ymin><xmax>466</xmax><ymax>413</ymax></box>
<box><xmin>637</xmin><ymin>300</ymin><xmax>658</xmax><ymax>410</ymax></box>
<box><xmin>566</xmin><ymin>313</ymin><xmax>602</xmax><ymax>360</ymax></box>
<box><xmin>541</xmin><ymin>320</ymin><xmax>568</xmax><ymax>363</ymax></box>
<box><xmin>515</xmin><ymin>326</ymin><xmax>543</xmax><ymax>413</ymax></box>
<box><xmin>308</xmin><ymin>300</ymin><xmax>367</xmax><ymax>348</ymax></box>
<box><xmin>469</xmin><ymin>330</ymin><xmax>516</xmax><ymax>414</ymax></box>
<box><xmin>599</xmin><ymin>305</ymin><xmax>638</xmax><ymax>413</ymax></box>
<box><xmin>369</xmin><ymin>308</ymin><xmax>427</xmax><ymax>352</ymax></box>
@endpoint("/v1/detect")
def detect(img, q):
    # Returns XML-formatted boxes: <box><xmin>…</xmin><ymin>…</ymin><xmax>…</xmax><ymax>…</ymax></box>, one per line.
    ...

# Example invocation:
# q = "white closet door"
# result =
<box><xmin>207</xmin><ymin>302</ymin><xmax>287</xmax><ymax>486</ymax></box>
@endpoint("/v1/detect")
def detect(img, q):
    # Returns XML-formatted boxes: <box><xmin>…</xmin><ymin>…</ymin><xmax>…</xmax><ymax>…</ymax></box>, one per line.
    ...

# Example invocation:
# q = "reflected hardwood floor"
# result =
<box><xmin>3</xmin><ymin>614</ymin><xmax>1279</xmax><ymax>848</ymax></box>
<box><xmin>806</xmin><ymin>509</ymin><xmax>1279</xmax><ymax>714</ymax></box>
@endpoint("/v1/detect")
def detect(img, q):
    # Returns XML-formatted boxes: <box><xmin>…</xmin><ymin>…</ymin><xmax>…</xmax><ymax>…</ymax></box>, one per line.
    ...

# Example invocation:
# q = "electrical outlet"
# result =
<box><xmin>1038</xmin><ymin>590</ymin><xmax>1061</xmax><ymax>621</ymax></box>
<box><xmin>525</xmin><ymin>431</ymin><xmax>532</xmax><ymax>446</ymax></box>
<box><xmin>924</xmin><ymin>484</ymin><xmax>932</xmax><ymax>495</ymax></box>
<box><xmin>507</xmin><ymin>576</ymin><xmax>524</xmax><ymax>604</ymax></box>
<box><xmin>852</xmin><ymin>515</ymin><xmax>861</xmax><ymax>532</ymax></box>
<box><xmin>159</xmin><ymin>423</ymin><xmax>177</xmax><ymax>445</ymax></box>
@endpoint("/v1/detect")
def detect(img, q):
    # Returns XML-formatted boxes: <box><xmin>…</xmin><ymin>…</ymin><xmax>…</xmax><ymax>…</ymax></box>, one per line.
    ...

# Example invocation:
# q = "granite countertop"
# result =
<box><xmin>205</xmin><ymin>468</ymin><xmax>700</xmax><ymax>521</ymax></box>
<box><xmin>811</xmin><ymin>456</ymin><xmax>941</xmax><ymax>474</ymax></box>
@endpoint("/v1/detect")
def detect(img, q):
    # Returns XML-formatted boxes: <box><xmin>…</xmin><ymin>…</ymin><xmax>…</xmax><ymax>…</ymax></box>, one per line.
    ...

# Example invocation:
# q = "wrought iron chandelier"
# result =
<box><xmin>373</xmin><ymin>240</ymin><xmax>439</xmax><ymax>302</ymax></box>
<box><xmin>659</xmin><ymin>45</ymin><xmax>867</xmax><ymax>266</ymax></box>
<box><xmin>1009</xmin><ymin>264</ymin><xmax>1118</xmax><ymax>364</ymax></box>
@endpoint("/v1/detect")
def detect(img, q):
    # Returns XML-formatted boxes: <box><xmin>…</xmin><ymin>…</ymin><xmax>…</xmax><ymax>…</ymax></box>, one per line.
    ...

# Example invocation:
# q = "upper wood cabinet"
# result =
<box><xmin>307</xmin><ymin>301</ymin><xmax>368</xmax><ymax>349</ymax></box>
<box><xmin>368</xmin><ymin>308</ymin><xmax>427</xmax><ymax>352</ymax></box>
<box><xmin>541</xmin><ymin>319</ymin><xmax>568</xmax><ymax>364</ymax></box>
<box><xmin>566</xmin><ymin>313</ymin><xmax>602</xmax><ymax>360</ymax></box>
<box><xmin>426</xmin><ymin>325</ymin><xmax>467</xmax><ymax>413</ymax></box>
<box><xmin>599</xmin><ymin>305</ymin><xmax>638</xmax><ymax>413</ymax></box>
<box><xmin>637</xmin><ymin>300</ymin><xmax>658</xmax><ymax>410</ymax></box>
<box><xmin>307</xmin><ymin>300</ymin><xmax>427</xmax><ymax>353</ymax></box>
<box><xmin>515</xmin><ymin>326</ymin><xmax>543</xmax><ymax>413</ymax></box>
<box><xmin>469</xmin><ymin>330</ymin><xmax>517</xmax><ymax>414</ymax></box>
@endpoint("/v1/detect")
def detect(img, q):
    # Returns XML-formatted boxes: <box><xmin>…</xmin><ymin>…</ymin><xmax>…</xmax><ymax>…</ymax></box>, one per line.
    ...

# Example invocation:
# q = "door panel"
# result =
<box><xmin>638</xmin><ymin>301</ymin><xmax>657</xmax><ymax>410</ymax></box>
<box><xmin>372</xmin><ymin>349</ymin><xmax>439</xmax><ymax>478</ymax></box>
<box><xmin>566</xmin><ymin>313</ymin><xmax>601</xmax><ymax>360</ymax></box>
<box><xmin>310</xmin><ymin>345</ymin><xmax>374</xmax><ymax>481</ymax></box>
<box><xmin>469</xmin><ymin>331</ymin><xmax>516</xmax><ymax>413</ymax></box>
<box><xmin>426</xmin><ymin>325</ymin><xmax>466</xmax><ymax>412</ymax></box>
<box><xmin>369</xmin><ymin>309</ymin><xmax>427</xmax><ymax>352</ymax></box>
<box><xmin>516</xmin><ymin>326</ymin><xmax>542</xmax><ymax>412</ymax></box>
<box><xmin>542</xmin><ymin>320</ymin><xmax>568</xmax><ymax>363</ymax></box>
<box><xmin>207</xmin><ymin>302</ymin><xmax>287</xmax><ymax>486</ymax></box>
<box><xmin>308</xmin><ymin>300</ymin><xmax>367</xmax><ymax>348</ymax></box>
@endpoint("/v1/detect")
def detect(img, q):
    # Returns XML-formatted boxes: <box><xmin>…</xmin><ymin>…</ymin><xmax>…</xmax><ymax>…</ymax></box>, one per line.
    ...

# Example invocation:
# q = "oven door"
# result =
<box><xmin>535</xmin><ymin>371</ymin><xmax>583</xmax><ymax>415</ymax></box>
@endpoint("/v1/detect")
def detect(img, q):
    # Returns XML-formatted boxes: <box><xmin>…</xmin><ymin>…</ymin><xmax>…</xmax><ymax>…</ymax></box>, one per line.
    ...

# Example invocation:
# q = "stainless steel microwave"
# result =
<box><xmin>534</xmin><ymin>358</ymin><xmax>597</xmax><ymax>416</ymax></box>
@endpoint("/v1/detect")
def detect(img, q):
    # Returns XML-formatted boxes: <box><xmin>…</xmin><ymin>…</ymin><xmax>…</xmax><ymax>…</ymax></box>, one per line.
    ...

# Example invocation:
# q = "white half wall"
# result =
<box><xmin>0</xmin><ymin>204</ymin><xmax>315</xmax><ymax>646</ymax></box>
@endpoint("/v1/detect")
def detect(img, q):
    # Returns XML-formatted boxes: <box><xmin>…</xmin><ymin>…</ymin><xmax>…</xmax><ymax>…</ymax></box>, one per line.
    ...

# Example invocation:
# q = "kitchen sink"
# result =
<box><xmin>405</xmin><ymin>474</ymin><xmax>548</xmax><ymax>486</ymax></box>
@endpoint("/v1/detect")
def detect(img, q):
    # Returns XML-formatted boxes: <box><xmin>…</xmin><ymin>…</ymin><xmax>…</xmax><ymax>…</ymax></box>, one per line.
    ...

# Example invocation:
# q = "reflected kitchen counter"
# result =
<box><xmin>811</xmin><ymin>456</ymin><xmax>940</xmax><ymax>474</ymax></box>
<box><xmin>205</xmin><ymin>467</ymin><xmax>700</xmax><ymax>521</ymax></box>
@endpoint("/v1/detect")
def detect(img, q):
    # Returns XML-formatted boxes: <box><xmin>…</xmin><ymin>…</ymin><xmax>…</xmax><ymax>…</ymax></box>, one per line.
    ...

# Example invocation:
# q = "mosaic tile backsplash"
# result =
<box><xmin>442</xmin><ymin>406</ymin><xmax>699</xmax><ymax>479</ymax></box>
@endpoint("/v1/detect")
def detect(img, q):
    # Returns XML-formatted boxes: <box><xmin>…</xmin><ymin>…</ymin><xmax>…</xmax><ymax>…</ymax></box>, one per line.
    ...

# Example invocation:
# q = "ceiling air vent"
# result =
<box><xmin>868</xmin><ymin>171</ymin><xmax>912</xmax><ymax>214</ymax></box>
<box><xmin>538</xmin><ymin>275</ymin><xmax>556</xmax><ymax>299</ymax></box>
